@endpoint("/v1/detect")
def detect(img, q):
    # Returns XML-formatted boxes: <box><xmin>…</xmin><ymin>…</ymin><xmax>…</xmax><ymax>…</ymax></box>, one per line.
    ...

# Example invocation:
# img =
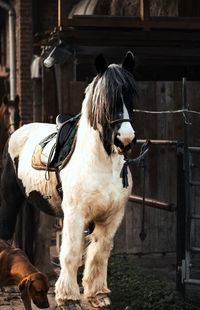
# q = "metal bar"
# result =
<box><xmin>191</xmin><ymin>247</ymin><xmax>200</xmax><ymax>253</ymax></box>
<box><xmin>8</xmin><ymin>8</ymin><xmax>16</xmax><ymax>100</ymax></box>
<box><xmin>176</xmin><ymin>143</ymin><xmax>186</xmax><ymax>294</ymax></box>
<box><xmin>0</xmin><ymin>2</ymin><xmax>16</xmax><ymax>101</ymax></box>
<box><xmin>183</xmin><ymin>77</ymin><xmax>191</xmax><ymax>251</ymax></box>
<box><xmin>184</xmin><ymin>279</ymin><xmax>200</xmax><ymax>285</ymax></box>
<box><xmin>189</xmin><ymin>147</ymin><xmax>200</xmax><ymax>153</ymax></box>
<box><xmin>191</xmin><ymin>214</ymin><xmax>200</xmax><ymax>220</ymax></box>
<box><xmin>182</xmin><ymin>78</ymin><xmax>193</xmax><ymax>292</ymax></box>
<box><xmin>129</xmin><ymin>194</ymin><xmax>175</xmax><ymax>212</ymax></box>
<box><xmin>189</xmin><ymin>181</ymin><xmax>200</xmax><ymax>186</ymax></box>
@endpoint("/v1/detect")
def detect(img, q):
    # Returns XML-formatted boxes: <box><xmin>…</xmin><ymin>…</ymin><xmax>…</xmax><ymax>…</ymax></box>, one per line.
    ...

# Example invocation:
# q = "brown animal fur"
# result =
<box><xmin>0</xmin><ymin>95</ymin><xmax>20</xmax><ymax>168</ymax></box>
<box><xmin>0</xmin><ymin>239</ymin><xmax>49</xmax><ymax>310</ymax></box>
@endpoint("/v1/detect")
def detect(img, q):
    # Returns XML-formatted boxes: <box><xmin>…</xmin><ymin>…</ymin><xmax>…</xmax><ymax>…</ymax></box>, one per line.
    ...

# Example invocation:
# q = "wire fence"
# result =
<box><xmin>133</xmin><ymin>108</ymin><xmax>200</xmax><ymax>125</ymax></box>
<box><xmin>133</xmin><ymin>109</ymin><xmax>200</xmax><ymax>115</ymax></box>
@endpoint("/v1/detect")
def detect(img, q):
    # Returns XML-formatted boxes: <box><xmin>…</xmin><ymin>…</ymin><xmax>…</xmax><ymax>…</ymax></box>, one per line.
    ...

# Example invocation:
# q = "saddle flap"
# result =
<box><xmin>40</xmin><ymin>135</ymin><xmax>57</xmax><ymax>166</ymax></box>
<box><xmin>32</xmin><ymin>113</ymin><xmax>81</xmax><ymax>171</ymax></box>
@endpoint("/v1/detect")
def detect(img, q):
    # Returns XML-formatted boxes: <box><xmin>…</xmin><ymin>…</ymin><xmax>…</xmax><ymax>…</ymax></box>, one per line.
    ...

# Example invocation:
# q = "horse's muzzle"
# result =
<box><xmin>114</xmin><ymin>135</ymin><xmax>137</xmax><ymax>154</ymax></box>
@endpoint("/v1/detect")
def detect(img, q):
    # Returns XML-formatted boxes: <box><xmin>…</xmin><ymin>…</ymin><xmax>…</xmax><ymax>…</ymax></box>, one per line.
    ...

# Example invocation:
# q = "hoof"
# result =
<box><xmin>87</xmin><ymin>294</ymin><xmax>111</xmax><ymax>308</ymax></box>
<box><xmin>58</xmin><ymin>300</ymin><xmax>83</xmax><ymax>310</ymax></box>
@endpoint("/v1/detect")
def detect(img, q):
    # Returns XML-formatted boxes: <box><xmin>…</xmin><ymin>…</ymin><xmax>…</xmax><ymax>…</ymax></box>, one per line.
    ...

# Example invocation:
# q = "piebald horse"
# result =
<box><xmin>0</xmin><ymin>52</ymin><xmax>137</xmax><ymax>309</ymax></box>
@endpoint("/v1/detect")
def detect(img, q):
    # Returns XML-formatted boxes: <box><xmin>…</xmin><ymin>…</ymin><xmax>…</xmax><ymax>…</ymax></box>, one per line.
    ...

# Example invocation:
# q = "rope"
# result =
<box><xmin>120</xmin><ymin>140</ymin><xmax>151</xmax><ymax>188</ymax></box>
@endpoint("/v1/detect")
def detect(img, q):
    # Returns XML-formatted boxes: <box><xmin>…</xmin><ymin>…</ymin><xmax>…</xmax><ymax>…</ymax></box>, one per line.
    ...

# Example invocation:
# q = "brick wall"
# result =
<box><xmin>12</xmin><ymin>0</ymin><xmax>33</xmax><ymax>124</ymax></box>
<box><xmin>3</xmin><ymin>0</ymin><xmax>58</xmax><ymax>124</ymax></box>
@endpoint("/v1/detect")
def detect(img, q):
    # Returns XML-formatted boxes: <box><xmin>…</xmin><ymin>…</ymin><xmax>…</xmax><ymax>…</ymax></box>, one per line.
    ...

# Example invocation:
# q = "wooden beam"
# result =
<box><xmin>60</xmin><ymin>27</ymin><xmax>200</xmax><ymax>48</ymax></box>
<box><xmin>129</xmin><ymin>194</ymin><xmax>176</xmax><ymax>212</ymax></box>
<box><xmin>58</xmin><ymin>0</ymin><xmax>68</xmax><ymax>30</ymax></box>
<box><xmin>64</xmin><ymin>15</ymin><xmax>200</xmax><ymax>30</ymax></box>
<box><xmin>140</xmin><ymin>0</ymin><xmax>150</xmax><ymax>21</ymax></box>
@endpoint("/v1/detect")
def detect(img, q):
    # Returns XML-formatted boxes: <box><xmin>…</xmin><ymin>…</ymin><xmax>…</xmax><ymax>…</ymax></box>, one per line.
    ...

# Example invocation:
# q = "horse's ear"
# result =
<box><xmin>122</xmin><ymin>51</ymin><xmax>135</xmax><ymax>73</ymax></box>
<box><xmin>2</xmin><ymin>95</ymin><xmax>9</xmax><ymax>106</ymax></box>
<box><xmin>15</xmin><ymin>95</ymin><xmax>19</xmax><ymax>105</ymax></box>
<box><xmin>95</xmin><ymin>54</ymin><xmax>108</xmax><ymax>76</ymax></box>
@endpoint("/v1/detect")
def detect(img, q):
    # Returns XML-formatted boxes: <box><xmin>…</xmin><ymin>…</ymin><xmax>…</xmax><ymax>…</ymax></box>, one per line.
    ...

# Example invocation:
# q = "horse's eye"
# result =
<box><xmin>4</xmin><ymin>109</ymin><xmax>9</xmax><ymax>115</ymax></box>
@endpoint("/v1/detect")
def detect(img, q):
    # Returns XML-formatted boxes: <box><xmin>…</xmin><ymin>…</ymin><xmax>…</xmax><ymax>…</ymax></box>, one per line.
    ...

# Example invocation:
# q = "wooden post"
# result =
<box><xmin>140</xmin><ymin>0</ymin><xmax>150</xmax><ymax>21</ymax></box>
<box><xmin>58</xmin><ymin>0</ymin><xmax>69</xmax><ymax>30</ymax></box>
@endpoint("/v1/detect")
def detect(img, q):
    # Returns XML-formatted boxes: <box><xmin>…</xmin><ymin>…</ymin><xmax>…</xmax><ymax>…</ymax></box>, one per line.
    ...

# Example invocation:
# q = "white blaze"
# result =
<box><xmin>117</xmin><ymin>104</ymin><xmax>135</xmax><ymax>147</ymax></box>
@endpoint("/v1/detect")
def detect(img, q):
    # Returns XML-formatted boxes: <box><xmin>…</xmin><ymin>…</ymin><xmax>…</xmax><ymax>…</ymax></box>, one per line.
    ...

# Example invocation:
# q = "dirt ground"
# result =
<box><xmin>0</xmin><ymin>244</ymin><xmax>200</xmax><ymax>310</ymax></box>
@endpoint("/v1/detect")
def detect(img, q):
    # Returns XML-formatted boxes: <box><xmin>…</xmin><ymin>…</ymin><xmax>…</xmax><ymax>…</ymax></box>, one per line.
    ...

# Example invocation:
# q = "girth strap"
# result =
<box><xmin>55</xmin><ymin>169</ymin><xmax>63</xmax><ymax>198</ymax></box>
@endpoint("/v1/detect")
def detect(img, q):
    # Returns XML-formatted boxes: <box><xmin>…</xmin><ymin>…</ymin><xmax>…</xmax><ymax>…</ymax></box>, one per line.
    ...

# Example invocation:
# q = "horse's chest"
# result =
<box><xmin>71</xmin><ymin>172</ymin><xmax>131</xmax><ymax>221</ymax></box>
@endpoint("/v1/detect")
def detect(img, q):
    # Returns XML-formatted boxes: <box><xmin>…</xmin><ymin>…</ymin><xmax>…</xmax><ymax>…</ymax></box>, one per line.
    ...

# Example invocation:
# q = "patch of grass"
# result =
<box><xmin>107</xmin><ymin>254</ymin><xmax>185</xmax><ymax>310</ymax></box>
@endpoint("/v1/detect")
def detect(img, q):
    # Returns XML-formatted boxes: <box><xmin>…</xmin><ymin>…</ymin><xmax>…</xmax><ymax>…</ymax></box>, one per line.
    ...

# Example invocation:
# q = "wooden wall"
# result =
<box><xmin>114</xmin><ymin>81</ymin><xmax>200</xmax><ymax>254</ymax></box>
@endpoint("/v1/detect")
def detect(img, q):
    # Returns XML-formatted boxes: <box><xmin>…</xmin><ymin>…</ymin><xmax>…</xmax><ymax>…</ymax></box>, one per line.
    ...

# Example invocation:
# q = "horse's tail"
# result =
<box><xmin>0</xmin><ymin>142</ymin><xmax>24</xmax><ymax>240</ymax></box>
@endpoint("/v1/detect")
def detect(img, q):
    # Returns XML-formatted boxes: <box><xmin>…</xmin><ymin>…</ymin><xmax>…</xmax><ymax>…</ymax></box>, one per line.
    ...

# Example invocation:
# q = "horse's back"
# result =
<box><xmin>8</xmin><ymin>122</ymin><xmax>56</xmax><ymax>159</ymax></box>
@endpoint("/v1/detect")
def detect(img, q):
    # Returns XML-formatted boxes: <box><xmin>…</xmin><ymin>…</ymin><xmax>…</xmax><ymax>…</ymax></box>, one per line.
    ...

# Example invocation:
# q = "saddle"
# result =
<box><xmin>32</xmin><ymin>113</ymin><xmax>80</xmax><ymax>171</ymax></box>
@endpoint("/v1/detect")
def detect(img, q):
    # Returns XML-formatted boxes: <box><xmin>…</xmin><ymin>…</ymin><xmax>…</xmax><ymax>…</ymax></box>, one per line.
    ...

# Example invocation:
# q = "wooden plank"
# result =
<box><xmin>69</xmin><ymin>81</ymin><xmax>86</xmax><ymax>115</ymax></box>
<box><xmin>113</xmin><ymin>214</ymin><xmax>127</xmax><ymax>253</ymax></box>
<box><xmin>179</xmin><ymin>0</ymin><xmax>200</xmax><ymax>17</ymax></box>
<box><xmin>42</xmin><ymin>66</ymin><xmax>58</xmax><ymax>123</ymax></box>
<box><xmin>61</xmin><ymin>28</ymin><xmax>200</xmax><ymax>45</ymax></box>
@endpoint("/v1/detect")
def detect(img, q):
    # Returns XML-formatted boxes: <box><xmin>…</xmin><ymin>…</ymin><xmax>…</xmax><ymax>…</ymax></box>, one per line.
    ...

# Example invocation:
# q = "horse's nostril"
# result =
<box><xmin>114</xmin><ymin>135</ymin><xmax>124</xmax><ymax>149</ymax></box>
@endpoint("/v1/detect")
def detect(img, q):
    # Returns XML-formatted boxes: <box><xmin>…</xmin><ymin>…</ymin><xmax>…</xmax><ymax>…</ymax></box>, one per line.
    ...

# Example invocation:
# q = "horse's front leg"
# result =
<box><xmin>82</xmin><ymin>208</ymin><xmax>125</xmax><ymax>308</ymax></box>
<box><xmin>55</xmin><ymin>207</ymin><xmax>85</xmax><ymax>309</ymax></box>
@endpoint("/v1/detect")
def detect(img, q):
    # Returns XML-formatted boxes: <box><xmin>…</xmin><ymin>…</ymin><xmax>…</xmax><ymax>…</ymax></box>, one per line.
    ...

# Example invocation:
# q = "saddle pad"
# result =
<box><xmin>32</xmin><ymin>117</ymin><xmax>80</xmax><ymax>171</ymax></box>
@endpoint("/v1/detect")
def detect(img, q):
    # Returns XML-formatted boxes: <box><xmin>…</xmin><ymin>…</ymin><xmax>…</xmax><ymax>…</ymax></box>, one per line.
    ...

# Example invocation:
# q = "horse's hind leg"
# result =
<box><xmin>82</xmin><ymin>208</ymin><xmax>125</xmax><ymax>308</ymax></box>
<box><xmin>0</xmin><ymin>152</ymin><xmax>24</xmax><ymax>240</ymax></box>
<box><xmin>55</xmin><ymin>207</ymin><xmax>85</xmax><ymax>308</ymax></box>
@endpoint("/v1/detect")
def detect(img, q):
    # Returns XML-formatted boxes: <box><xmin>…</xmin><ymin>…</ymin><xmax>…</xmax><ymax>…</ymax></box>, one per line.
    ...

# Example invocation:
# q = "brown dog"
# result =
<box><xmin>0</xmin><ymin>239</ymin><xmax>49</xmax><ymax>309</ymax></box>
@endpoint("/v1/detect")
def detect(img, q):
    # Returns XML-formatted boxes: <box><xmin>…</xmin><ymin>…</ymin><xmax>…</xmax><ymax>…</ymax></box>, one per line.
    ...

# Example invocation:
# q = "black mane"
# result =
<box><xmin>86</xmin><ymin>64</ymin><xmax>138</xmax><ymax>155</ymax></box>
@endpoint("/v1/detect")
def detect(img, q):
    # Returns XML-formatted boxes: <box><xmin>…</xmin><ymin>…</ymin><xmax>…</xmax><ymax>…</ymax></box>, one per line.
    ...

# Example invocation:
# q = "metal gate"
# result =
<box><xmin>176</xmin><ymin>79</ymin><xmax>200</xmax><ymax>295</ymax></box>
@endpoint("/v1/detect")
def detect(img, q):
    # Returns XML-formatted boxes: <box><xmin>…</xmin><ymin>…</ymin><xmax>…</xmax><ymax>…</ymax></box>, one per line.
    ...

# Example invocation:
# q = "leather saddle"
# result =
<box><xmin>40</xmin><ymin>113</ymin><xmax>80</xmax><ymax>168</ymax></box>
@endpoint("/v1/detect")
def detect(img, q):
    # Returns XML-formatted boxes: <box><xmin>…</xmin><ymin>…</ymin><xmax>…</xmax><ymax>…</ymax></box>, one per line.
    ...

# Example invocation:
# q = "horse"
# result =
<box><xmin>0</xmin><ymin>95</ymin><xmax>55</xmax><ymax>278</ymax></box>
<box><xmin>0</xmin><ymin>95</ymin><xmax>20</xmax><ymax>169</ymax></box>
<box><xmin>0</xmin><ymin>51</ymin><xmax>138</xmax><ymax>309</ymax></box>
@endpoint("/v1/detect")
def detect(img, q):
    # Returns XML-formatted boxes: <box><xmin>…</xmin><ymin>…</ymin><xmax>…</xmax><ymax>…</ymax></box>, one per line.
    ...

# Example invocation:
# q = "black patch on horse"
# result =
<box><xmin>27</xmin><ymin>191</ymin><xmax>63</xmax><ymax>217</ymax></box>
<box><xmin>0</xmin><ymin>152</ymin><xmax>24</xmax><ymax>240</ymax></box>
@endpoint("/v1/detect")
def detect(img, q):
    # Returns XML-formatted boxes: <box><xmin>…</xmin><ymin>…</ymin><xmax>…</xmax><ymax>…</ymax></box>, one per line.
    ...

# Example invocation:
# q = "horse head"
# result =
<box><xmin>0</xmin><ymin>95</ymin><xmax>20</xmax><ymax>135</ymax></box>
<box><xmin>86</xmin><ymin>51</ymin><xmax>137</xmax><ymax>156</ymax></box>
